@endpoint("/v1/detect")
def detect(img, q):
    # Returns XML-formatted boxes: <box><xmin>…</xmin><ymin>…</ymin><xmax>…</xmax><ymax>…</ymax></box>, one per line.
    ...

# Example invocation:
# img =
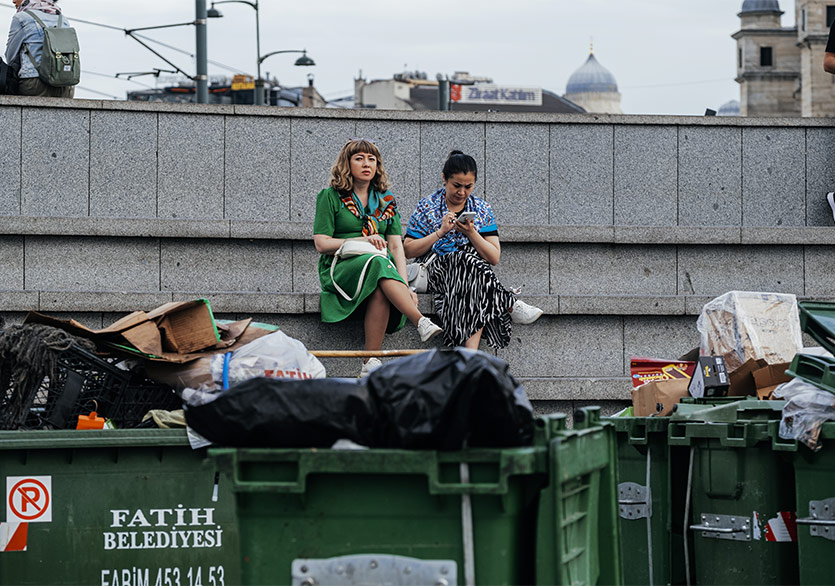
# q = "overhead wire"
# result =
<box><xmin>0</xmin><ymin>1</ymin><xmax>251</xmax><ymax>96</ymax></box>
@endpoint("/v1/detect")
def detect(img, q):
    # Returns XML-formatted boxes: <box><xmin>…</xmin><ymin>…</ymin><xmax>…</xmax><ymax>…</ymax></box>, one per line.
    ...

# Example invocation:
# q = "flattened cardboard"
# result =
<box><xmin>632</xmin><ymin>379</ymin><xmax>690</xmax><ymax>417</ymax></box>
<box><xmin>753</xmin><ymin>362</ymin><xmax>792</xmax><ymax>400</ymax></box>
<box><xmin>25</xmin><ymin>301</ymin><xmax>240</xmax><ymax>364</ymax></box>
<box><xmin>156</xmin><ymin>302</ymin><xmax>218</xmax><ymax>354</ymax></box>
<box><xmin>728</xmin><ymin>358</ymin><xmax>769</xmax><ymax>397</ymax></box>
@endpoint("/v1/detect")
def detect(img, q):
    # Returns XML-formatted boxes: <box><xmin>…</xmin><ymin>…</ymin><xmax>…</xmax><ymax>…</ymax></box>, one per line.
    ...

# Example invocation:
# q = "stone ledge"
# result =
<box><xmin>3</xmin><ymin>216</ymin><xmax>834</xmax><ymax>244</ymax></box>
<box><xmin>614</xmin><ymin>226</ymin><xmax>741</xmax><ymax>245</ymax></box>
<box><xmin>8</xmin><ymin>290</ymin><xmax>835</xmax><ymax>316</ymax></box>
<box><xmin>172</xmin><ymin>292</ymin><xmax>305</xmax><ymax>314</ymax></box>
<box><xmin>38</xmin><ymin>291</ymin><xmax>173</xmax><ymax>313</ymax></box>
<box><xmin>559</xmin><ymin>295</ymin><xmax>686</xmax><ymax>315</ymax></box>
<box><xmin>0</xmin><ymin>290</ymin><xmax>40</xmax><ymax>312</ymax></box>
<box><xmin>741</xmin><ymin>227</ymin><xmax>835</xmax><ymax>245</ymax></box>
<box><xmin>6</xmin><ymin>97</ymin><xmax>835</xmax><ymax>127</ymax></box>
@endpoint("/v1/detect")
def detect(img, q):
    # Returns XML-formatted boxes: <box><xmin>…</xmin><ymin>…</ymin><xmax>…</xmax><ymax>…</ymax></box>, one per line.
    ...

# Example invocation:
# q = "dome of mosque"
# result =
<box><xmin>740</xmin><ymin>0</ymin><xmax>781</xmax><ymax>13</ymax></box>
<box><xmin>565</xmin><ymin>54</ymin><xmax>618</xmax><ymax>95</ymax></box>
<box><xmin>718</xmin><ymin>99</ymin><xmax>740</xmax><ymax>116</ymax></box>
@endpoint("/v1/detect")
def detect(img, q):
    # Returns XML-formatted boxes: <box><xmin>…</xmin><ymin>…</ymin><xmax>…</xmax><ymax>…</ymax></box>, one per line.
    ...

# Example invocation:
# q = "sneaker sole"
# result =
<box><xmin>513</xmin><ymin>309</ymin><xmax>543</xmax><ymax>325</ymax></box>
<box><xmin>828</xmin><ymin>192</ymin><xmax>835</xmax><ymax>222</ymax></box>
<box><xmin>420</xmin><ymin>327</ymin><xmax>442</xmax><ymax>342</ymax></box>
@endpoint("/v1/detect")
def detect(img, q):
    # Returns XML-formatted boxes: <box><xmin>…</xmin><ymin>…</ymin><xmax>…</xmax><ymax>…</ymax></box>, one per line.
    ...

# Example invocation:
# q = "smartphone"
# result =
<box><xmin>457</xmin><ymin>211</ymin><xmax>476</xmax><ymax>223</ymax></box>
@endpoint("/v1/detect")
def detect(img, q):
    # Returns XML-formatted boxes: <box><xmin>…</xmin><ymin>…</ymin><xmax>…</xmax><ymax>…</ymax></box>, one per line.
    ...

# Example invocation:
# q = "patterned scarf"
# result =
<box><xmin>17</xmin><ymin>0</ymin><xmax>60</xmax><ymax>14</ymax></box>
<box><xmin>339</xmin><ymin>189</ymin><xmax>398</xmax><ymax>236</ymax></box>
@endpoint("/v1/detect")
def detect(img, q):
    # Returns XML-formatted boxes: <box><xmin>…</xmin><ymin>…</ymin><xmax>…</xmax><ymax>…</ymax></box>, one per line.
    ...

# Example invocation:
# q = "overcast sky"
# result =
<box><xmin>1</xmin><ymin>1</ymin><xmax>800</xmax><ymax>114</ymax></box>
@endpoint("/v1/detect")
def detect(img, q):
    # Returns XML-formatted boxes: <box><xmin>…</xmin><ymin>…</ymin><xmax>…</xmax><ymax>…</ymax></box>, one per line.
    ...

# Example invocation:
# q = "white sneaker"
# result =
<box><xmin>417</xmin><ymin>317</ymin><xmax>442</xmax><ymax>342</ymax></box>
<box><xmin>358</xmin><ymin>357</ymin><xmax>382</xmax><ymax>378</ymax></box>
<box><xmin>827</xmin><ymin>192</ymin><xmax>835</xmax><ymax>223</ymax></box>
<box><xmin>511</xmin><ymin>299</ymin><xmax>543</xmax><ymax>325</ymax></box>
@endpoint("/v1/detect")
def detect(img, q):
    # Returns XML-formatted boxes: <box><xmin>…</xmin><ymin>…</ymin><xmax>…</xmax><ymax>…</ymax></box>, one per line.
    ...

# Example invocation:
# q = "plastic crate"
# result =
<box><xmin>0</xmin><ymin>344</ymin><xmax>179</xmax><ymax>430</ymax></box>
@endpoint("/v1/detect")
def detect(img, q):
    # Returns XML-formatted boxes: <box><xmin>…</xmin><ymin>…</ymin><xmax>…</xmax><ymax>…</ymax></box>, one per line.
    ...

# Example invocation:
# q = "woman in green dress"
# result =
<box><xmin>314</xmin><ymin>139</ymin><xmax>442</xmax><ymax>377</ymax></box>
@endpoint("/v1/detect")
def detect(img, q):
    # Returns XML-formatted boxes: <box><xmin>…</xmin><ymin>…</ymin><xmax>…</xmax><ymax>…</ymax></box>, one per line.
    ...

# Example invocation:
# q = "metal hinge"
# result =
<box><xmin>690</xmin><ymin>513</ymin><xmax>752</xmax><ymax>541</ymax></box>
<box><xmin>292</xmin><ymin>554</ymin><xmax>457</xmax><ymax>585</ymax></box>
<box><xmin>796</xmin><ymin>497</ymin><xmax>835</xmax><ymax>541</ymax></box>
<box><xmin>618</xmin><ymin>481</ymin><xmax>651</xmax><ymax>520</ymax></box>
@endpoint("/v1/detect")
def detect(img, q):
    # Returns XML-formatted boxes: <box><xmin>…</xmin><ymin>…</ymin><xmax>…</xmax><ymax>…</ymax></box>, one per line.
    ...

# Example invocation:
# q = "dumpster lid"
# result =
<box><xmin>671</xmin><ymin>398</ymin><xmax>783</xmax><ymax>423</ymax></box>
<box><xmin>786</xmin><ymin>352</ymin><xmax>835</xmax><ymax>396</ymax></box>
<box><xmin>798</xmin><ymin>301</ymin><xmax>835</xmax><ymax>357</ymax></box>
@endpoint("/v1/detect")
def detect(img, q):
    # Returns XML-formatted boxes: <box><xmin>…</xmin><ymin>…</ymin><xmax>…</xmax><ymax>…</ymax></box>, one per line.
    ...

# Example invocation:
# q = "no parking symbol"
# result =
<box><xmin>6</xmin><ymin>477</ymin><xmax>51</xmax><ymax>523</ymax></box>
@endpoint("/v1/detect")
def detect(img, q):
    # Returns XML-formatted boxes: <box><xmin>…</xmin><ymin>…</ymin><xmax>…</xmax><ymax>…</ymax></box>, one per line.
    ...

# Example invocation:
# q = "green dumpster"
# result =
<box><xmin>669</xmin><ymin>400</ymin><xmax>797</xmax><ymax>585</ymax></box>
<box><xmin>770</xmin><ymin>420</ymin><xmax>835</xmax><ymax>585</ymax></box>
<box><xmin>210</xmin><ymin>408</ymin><xmax>621</xmax><ymax>586</ymax></box>
<box><xmin>0</xmin><ymin>429</ymin><xmax>240</xmax><ymax>586</ymax></box>
<box><xmin>605</xmin><ymin>415</ymin><xmax>690</xmax><ymax>586</ymax></box>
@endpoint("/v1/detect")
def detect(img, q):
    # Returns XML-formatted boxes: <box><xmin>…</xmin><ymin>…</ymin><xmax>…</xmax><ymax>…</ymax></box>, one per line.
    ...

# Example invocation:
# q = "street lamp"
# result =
<box><xmin>206</xmin><ymin>0</ymin><xmax>263</xmax><ymax>104</ymax></box>
<box><xmin>259</xmin><ymin>49</ymin><xmax>315</xmax><ymax>67</ymax></box>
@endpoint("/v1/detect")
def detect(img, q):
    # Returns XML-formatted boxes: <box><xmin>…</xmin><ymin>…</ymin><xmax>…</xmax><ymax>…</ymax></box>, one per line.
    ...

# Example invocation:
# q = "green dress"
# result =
<box><xmin>313</xmin><ymin>187</ymin><xmax>408</xmax><ymax>333</ymax></box>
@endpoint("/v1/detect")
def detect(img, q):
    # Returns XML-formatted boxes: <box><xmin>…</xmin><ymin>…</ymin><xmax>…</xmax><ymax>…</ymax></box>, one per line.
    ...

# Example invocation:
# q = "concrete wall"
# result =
<box><xmin>1</xmin><ymin>96</ymin><xmax>834</xmax><ymax>414</ymax></box>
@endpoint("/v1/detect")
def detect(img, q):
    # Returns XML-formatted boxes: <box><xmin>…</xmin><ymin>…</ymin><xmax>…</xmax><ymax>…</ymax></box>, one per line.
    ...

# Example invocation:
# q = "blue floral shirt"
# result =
<box><xmin>406</xmin><ymin>188</ymin><xmax>499</xmax><ymax>256</ymax></box>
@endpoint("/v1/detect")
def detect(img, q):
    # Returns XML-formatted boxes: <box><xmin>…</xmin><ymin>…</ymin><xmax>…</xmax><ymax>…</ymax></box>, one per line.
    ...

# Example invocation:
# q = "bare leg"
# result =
<box><xmin>378</xmin><ymin>278</ymin><xmax>424</xmax><ymax>325</ymax></box>
<box><xmin>364</xmin><ymin>287</ymin><xmax>389</xmax><ymax>352</ymax></box>
<box><xmin>464</xmin><ymin>327</ymin><xmax>483</xmax><ymax>350</ymax></box>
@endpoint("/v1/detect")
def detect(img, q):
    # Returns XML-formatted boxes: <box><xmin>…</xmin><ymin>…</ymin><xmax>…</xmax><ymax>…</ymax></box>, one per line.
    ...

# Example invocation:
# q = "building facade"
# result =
<box><xmin>735</xmin><ymin>0</ymin><xmax>835</xmax><ymax>117</ymax></box>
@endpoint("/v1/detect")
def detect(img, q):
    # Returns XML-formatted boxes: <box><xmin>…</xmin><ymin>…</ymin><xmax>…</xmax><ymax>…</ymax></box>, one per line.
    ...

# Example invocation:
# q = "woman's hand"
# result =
<box><xmin>454</xmin><ymin>218</ymin><xmax>476</xmax><ymax>237</ymax></box>
<box><xmin>364</xmin><ymin>234</ymin><xmax>388</xmax><ymax>250</ymax></box>
<box><xmin>438</xmin><ymin>212</ymin><xmax>457</xmax><ymax>236</ymax></box>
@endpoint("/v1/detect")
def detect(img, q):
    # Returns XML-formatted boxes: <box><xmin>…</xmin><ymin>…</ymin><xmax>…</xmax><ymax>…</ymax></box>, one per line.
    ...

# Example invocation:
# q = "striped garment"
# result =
<box><xmin>426</xmin><ymin>244</ymin><xmax>516</xmax><ymax>349</ymax></box>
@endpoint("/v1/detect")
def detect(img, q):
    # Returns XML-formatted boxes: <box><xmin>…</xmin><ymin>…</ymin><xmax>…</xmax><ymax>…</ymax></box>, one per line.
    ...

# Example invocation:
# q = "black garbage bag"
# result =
<box><xmin>183</xmin><ymin>377</ymin><xmax>380</xmax><ymax>448</ymax></box>
<box><xmin>366</xmin><ymin>348</ymin><xmax>534</xmax><ymax>450</ymax></box>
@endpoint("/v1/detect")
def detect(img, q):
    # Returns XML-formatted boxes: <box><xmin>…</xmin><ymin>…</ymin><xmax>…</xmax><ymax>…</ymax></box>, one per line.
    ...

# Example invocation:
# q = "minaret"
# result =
<box><xmin>732</xmin><ymin>0</ymin><xmax>801</xmax><ymax>116</ymax></box>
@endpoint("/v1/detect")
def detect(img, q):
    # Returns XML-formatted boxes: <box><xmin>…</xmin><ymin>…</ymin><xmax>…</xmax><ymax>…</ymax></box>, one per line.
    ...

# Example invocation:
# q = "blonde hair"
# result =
<box><xmin>329</xmin><ymin>139</ymin><xmax>390</xmax><ymax>194</ymax></box>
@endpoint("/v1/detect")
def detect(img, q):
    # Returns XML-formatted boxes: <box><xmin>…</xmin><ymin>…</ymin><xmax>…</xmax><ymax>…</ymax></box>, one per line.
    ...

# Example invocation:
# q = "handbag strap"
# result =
<box><xmin>330</xmin><ymin>246</ymin><xmax>386</xmax><ymax>302</ymax></box>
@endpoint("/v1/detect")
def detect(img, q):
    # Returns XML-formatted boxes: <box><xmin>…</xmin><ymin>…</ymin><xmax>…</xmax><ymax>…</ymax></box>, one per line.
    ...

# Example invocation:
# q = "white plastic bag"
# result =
<box><xmin>209</xmin><ymin>330</ymin><xmax>326</xmax><ymax>387</ymax></box>
<box><xmin>774</xmin><ymin>377</ymin><xmax>835</xmax><ymax>451</ymax></box>
<box><xmin>696</xmin><ymin>291</ymin><xmax>802</xmax><ymax>371</ymax></box>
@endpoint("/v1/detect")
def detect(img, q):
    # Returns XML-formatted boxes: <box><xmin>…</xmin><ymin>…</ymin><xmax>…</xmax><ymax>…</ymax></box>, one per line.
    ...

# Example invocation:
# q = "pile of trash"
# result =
<box><xmin>625</xmin><ymin>290</ymin><xmax>835</xmax><ymax>451</ymax></box>
<box><xmin>0</xmin><ymin>299</ymin><xmax>534</xmax><ymax>450</ymax></box>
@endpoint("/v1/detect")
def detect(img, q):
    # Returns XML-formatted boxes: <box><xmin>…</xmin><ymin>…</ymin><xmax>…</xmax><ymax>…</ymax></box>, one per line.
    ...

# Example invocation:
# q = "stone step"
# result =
<box><xmin>2</xmin><ymin>215</ymin><xmax>835</xmax><ymax>245</ymax></box>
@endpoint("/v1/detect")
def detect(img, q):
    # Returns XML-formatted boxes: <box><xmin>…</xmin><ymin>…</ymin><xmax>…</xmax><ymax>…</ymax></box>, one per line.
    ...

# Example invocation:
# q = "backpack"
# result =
<box><xmin>23</xmin><ymin>11</ymin><xmax>80</xmax><ymax>87</ymax></box>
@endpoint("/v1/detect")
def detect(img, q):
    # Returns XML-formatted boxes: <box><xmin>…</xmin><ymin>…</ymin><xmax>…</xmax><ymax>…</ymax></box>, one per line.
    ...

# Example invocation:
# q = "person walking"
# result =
<box><xmin>5</xmin><ymin>0</ymin><xmax>76</xmax><ymax>98</ymax></box>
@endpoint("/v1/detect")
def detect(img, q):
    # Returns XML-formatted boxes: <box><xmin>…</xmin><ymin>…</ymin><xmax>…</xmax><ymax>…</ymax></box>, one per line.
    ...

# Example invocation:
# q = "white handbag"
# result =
<box><xmin>330</xmin><ymin>240</ymin><xmax>388</xmax><ymax>301</ymax></box>
<box><xmin>406</xmin><ymin>253</ymin><xmax>437</xmax><ymax>293</ymax></box>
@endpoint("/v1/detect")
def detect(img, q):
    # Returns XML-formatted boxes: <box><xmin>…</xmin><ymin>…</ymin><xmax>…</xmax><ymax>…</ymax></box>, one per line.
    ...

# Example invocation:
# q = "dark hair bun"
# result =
<box><xmin>442</xmin><ymin>151</ymin><xmax>478</xmax><ymax>181</ymax></box>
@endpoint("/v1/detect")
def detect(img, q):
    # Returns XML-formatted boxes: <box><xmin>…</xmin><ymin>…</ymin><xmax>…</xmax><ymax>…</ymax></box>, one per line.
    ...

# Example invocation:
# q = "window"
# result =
<box><xmin>828</xmin><ymin>6</ymin><xmax>835</xmax><ymax>28</ymax></box>
<box><xmin>738</xmin><ymin>48</ymin><xmax>743</xmax><ymax>69</ymax></box>
<box><xmin>760</xmin><ymin>47</ymin><xmax>773</xmax><ymax>67</ymax></box>
<box><xmin>802</xmin><ymin>9</ymin><xmax>806</xmax><ymax>32</ymax></box>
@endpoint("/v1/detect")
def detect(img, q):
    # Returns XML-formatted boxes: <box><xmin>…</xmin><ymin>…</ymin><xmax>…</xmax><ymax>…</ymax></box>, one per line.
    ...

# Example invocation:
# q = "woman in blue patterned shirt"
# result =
<box><xmin>404</xmin><ymin>151</ymin><xmax>543</xmax><ymax>349</ymax></box>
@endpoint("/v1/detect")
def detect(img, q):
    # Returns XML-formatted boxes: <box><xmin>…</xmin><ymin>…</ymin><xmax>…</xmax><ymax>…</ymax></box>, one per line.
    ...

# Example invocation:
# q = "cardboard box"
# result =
<box><xmin>629</xmin><ymin>357</ymin><xmax>696</xmax><ymax>388</ymax></box>
<box><xmin>25</xmin><ymin>300</ymin><xmax>245</xmax><ymax>364</ymax></box>
<box><xmin>632</xmin><ymin>379</ymin><xmax>691</xmax><ymax>417</ymax></box>
<box><xmin>688</xmin><ymin>356</ymin><xmax>730</xmax><ymax>398</ymax></box>
<box><xmin>753</xmin><ymin>362</ymin><xmax>792</xmax><ymax>400</ymax></box>
<box><xmin>698</xmin><ymin>291</ymin><xmax>802</xmax><ymax>371</ymax></box>
<box><xmin>728</xmin><ymin>358</ymin><xmax>769</xmax><ymax>397</ymax></box>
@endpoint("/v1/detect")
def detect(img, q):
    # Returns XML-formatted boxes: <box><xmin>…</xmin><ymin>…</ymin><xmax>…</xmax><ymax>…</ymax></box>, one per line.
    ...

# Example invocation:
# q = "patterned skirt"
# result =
<box><xmin>425</xmin><ymin>245</ymin><xmax>517</xmax><ymax>349</ymax></box>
